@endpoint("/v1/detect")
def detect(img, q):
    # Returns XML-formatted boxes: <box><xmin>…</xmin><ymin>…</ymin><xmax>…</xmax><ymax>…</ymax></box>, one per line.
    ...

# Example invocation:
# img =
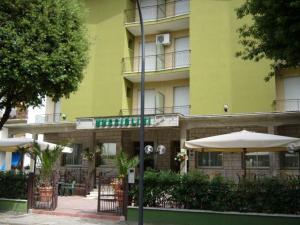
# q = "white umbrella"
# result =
<box><xmin>185</xmin><ymin>130</ymin><xmax>300</xmax><ymax>176</ymax></box>
<box><xmin>185</xmin><ymin>130</ymin><xmax>300</xmax><ymax>152</ymax></box>
<box><xmin>0</xmin><ymin>137</ymin><xmax>73</xmax><ymax>153</ymax></box>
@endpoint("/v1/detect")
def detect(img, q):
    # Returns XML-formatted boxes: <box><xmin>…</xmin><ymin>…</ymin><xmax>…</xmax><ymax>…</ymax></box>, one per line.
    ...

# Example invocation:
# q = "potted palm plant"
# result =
<box><xmin>114</xmin><ymin>151</ymin><xmax>138</xmax><ymax>206</ymax></box>
<box><xmin>32</xmin><ymin>143</ymin><xmax>63</xmax><ymax>202</ymax></box>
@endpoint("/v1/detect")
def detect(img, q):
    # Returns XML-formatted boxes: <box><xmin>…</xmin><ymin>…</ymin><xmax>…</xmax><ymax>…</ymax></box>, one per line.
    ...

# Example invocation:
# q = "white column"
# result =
<box><xmin>180</xmin><ymin>123</ymin><xmax>187</xmax><ymax>174</ymax></box>
<box><xmin>5</xmin><ymin>152</ymin><xmax>12</xmax><ymax>171</ymax></box>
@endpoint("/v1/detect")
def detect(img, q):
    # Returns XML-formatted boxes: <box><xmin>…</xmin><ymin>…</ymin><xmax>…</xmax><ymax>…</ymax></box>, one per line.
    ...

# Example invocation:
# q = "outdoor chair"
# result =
<box><xmin>63</xmin><ymin>180</ymin><xmax>76</xmax><ymax>196</ymax></box>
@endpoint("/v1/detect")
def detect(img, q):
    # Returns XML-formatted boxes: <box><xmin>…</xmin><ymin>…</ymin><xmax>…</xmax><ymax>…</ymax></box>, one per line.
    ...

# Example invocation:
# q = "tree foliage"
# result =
<box><xmin>0</xmin><ymin>0</ymin><xmax>88</xmax><ymax>129</ymax></box>
<box><xmin>236</xmin><ymin>0</ymin><xmax>300</xmax><ymax>81</ymax></box>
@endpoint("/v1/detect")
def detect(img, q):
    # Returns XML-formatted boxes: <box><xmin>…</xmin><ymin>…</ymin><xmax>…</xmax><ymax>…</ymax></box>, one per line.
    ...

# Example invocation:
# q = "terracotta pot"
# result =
<box><xmin>39</xmin><ymin>186</ymin><xmax>53</xmax><ymax>202</ymax></box>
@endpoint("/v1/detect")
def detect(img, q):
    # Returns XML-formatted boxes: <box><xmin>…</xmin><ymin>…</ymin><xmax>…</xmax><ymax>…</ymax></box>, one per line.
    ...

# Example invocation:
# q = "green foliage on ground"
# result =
<box><xmin>0</xmin><ymin>171</ymin><xmax>28</xmax><ymax>199</ymax></box>
<box><xmin>236</xmin><ymin>0</ymin><xmax>300</xmax><ymax>81</ymax></box>
<box><xmin>130</xmin><ymin>171</ymin><xmax>300</xmax><ymax>214</ymax></box>
<box><xmin>0</xmin><ymin>0</ymin><xmax>89</xmax><ymax>129</ymax></box>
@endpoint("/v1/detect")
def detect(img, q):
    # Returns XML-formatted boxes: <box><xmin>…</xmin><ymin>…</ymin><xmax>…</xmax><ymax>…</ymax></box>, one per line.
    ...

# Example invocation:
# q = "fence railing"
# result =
<box><xmin>275</xmin><ymin>99</ymin><xmax>300</xmax><ymax>112</ymax></box>
<box><xmin>123</xmin><ymin>50</ymin><xmax>190</xmax><ymax>73</ymax></box>
<box><xmin>34</xmin><ymin>113</ymin><xmax>63</xmax><ymax>123</ymax></box>
<box><xmin>125</xmin><ymin>0</ymin><xmax>190</xmax><ymax>24</ymax></box>
<box><xmin>120</xmin><ymin>105</ymin><xmax>190</xmax><ymax>116</ymax></box>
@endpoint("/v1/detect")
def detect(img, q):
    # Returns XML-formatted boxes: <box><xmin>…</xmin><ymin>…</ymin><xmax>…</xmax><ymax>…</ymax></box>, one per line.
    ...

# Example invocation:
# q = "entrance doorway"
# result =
<box><xmin>133</xmin><ymin>141</ymin><xmax>155</xmax><ymax>170</ymax></box>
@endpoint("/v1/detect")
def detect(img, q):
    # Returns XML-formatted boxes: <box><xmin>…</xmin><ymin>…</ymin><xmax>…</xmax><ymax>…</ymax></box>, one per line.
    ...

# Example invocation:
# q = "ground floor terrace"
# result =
<box><xmin>3</xmin><ymin>112</ymin><xmax>300</xmax><ymax>194</ymax></box>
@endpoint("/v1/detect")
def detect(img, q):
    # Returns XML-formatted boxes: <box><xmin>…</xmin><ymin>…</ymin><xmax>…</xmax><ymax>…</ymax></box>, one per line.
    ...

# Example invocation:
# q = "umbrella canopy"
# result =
<box><xmin>185</xmin><ymin>130</ymin><xmax>300</xmax><ymax>152</ymax></box>
<box><xmin>0</xmin><ymin>137</ymin><xmax>72</xmax><ymax>153</ymax></box>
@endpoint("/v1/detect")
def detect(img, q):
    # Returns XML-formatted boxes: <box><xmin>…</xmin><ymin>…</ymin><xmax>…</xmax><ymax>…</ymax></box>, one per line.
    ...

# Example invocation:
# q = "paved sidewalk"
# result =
<box><xmin>0</xmin><ymin>213</ymin><xmax>128</xmax><ymax>225</ymax></box>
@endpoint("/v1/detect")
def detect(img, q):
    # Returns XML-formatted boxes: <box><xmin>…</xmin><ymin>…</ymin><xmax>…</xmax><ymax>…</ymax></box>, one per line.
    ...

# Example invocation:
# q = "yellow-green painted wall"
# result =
<box><xmin>61</xmin><ymin>0</ymin><xmax>129</xmax><ymax>120</ymax></box>
<box><xmin>61</xmin><ymin>0</ymin><xmax>276</xmax><ymax>119</ymax></box>
<box><xmin>190</xmin><ymin>0</ymin><xmax>275</xmax><ymax>115</ymax></box>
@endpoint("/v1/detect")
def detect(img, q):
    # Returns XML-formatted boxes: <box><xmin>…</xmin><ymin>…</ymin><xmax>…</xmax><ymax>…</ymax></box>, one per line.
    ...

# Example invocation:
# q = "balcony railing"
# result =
<box><xmin>123</xmin><ymin>50</ymin><xmax>190</xmax><ymax>73</ymax></box>
<box><xmin>125</xmin><ymin>0</ymin><xmax>190</xmax><ymax>24</ymax></box>
<box><xmin>34</xmin><ymin>113</ymin><xmax>64</xmax><ymax>123</ymax></box>
<box><xmin>120</xmin><ymin>105</ymin><xmax>190</xmax><ymax>116</ymax></box>
<box><xmin>275</xmin><ymin>99</ymin><xmax>300</xmax><ymax>112</ymax></box>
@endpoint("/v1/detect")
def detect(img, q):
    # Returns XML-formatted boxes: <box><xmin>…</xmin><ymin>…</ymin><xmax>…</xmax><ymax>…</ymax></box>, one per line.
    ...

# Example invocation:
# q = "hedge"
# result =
<box><xmin>0</xmin><ymin>171</ymin><xmax>28</xmax><ymax>199</ymax></box>
<box><xmin>129</xmin><ymin>171</ymin><xmax>300</xmax><ymax>214</ymax></box>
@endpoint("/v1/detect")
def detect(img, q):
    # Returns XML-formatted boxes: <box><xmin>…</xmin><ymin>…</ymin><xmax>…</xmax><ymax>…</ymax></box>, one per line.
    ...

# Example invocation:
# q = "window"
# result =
<box><xmin>283</xmin><ymin>76</ymin><xmax>300</xmax><ymax>111</ymax></box>
<box><xmin>281</xmin><ymin>152</ymin><xmax>299</xmax><ymax>168</ymax></box>
<box><xmin>63</xmin><ymin>144</ymin><xmax>83</xmax><ymax>166</ymax></box>
<box><xmin>197</xmin><ymin>152</ymin><xmax>223</xmax><ymax>167</ymax></box>
<box><xmin>96</xmin><ymin>143</ymin><xmax>117</xmax><ymax>167</ymax></box>
<box><xmin>126</xmin><ymin>87</ymin><xmax>132</xmax><ymax>98</ymax></box>
<box><xmin>175</xmin><ymin>37</ymin><xmax>189</xmax><ymax>68</ymax></box>
<box><xmin>245</xmin><ymin>152</ymin><xmax>270</xmax><ymax>168</ymax></box>
<box><xmin>141</xmin><ymin>0</ymin><xmax>158</xmax><ymax>21</ymax></box>
<box><xmin>128</xmin><ymin>39</ymin><xmax>134</xmax><ymax>50</ymax></box>
<box><xmin>138</xmin><ymin>90</ymin><xmax>156</xmax><ymax>114</ymax></box>
<box><xmin>175</xmin><ymin>0</ymin><xmax>190</xmax><ymax>15</ymax></box>
<box><xmin>173</xmin><ymin>86</ymin><xmax>190</xmax><ymax>115</ymax></box>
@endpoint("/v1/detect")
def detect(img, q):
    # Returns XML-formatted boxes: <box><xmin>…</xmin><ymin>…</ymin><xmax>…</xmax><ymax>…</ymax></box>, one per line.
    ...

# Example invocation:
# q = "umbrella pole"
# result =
<box><xmin>242</xmin><ymin>148</ymin><xmax>247</xmax><ymax>178</ymax></box>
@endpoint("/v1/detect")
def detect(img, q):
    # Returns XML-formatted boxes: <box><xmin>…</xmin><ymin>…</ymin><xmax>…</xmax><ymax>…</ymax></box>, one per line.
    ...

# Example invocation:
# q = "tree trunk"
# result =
<box><xmin>0</xmin><ymin>106</ymin><xmax>12</xmax><ymax>130</ymax></box>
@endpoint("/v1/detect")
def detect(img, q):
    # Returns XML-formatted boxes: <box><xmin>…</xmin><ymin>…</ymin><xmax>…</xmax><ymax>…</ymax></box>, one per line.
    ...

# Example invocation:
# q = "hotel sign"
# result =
<box><xmin>76</xmin><ymin>115</ymin><xmax>179</xmax><ymax>130</ymax></box>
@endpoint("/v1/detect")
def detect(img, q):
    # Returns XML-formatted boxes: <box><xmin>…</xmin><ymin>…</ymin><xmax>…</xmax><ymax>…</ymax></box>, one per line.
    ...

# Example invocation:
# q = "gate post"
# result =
<box><xmin>51</xmin><ymin>171</ymin><xmax>59</xmax><ymax>210</ymax></box>
<box><xmin>122</xmin><ymin>176</ymin><xmax>129</xmax><ymax>220</ymax></box>
<box><xmin>97</xmin><ymin>172</ymin><xmax>101</xmax><ymax>212</ymax></box>
<box><xmin>27</xmin><ymin>173</ymin><xmax>34</xmax><ymax>212</ymax></box>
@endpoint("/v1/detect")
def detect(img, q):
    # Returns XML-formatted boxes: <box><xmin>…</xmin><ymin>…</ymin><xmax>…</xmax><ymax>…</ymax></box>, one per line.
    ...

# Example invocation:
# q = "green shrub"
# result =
<box><xmin>0</xmin><ymin>171</ymin><xmax>28</xmax><ymax>199</ymax></box>
<box><xmin>129</xmin><ymin>171</ymin><xmax>300</xmax><ymax>214</ymax></box>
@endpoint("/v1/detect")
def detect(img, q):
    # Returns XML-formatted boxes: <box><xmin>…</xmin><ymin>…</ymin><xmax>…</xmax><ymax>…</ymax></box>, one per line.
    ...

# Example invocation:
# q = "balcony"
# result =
<box><xmin>120</xmin><ymin>105</ymin><xmax>190</xmax><ymax>116</ymax></box>
<box><xmin>275</xmin><ymin>99</ymin><xmax>300</xmax><ymax>112</ymax></box>
<box><xmin>33</xmin><ymin>113</ymin><xmax>65</xmax><ymax>124</ymax></box>
<box><xmin>123</xmin><ymin>50</ymin><xmax>190</xmax><ymax>82</ymax></box>
<box><xmin>125</xmin><ymin>0</ymin><xmax>190</xmax><ymax>35</ymax></box>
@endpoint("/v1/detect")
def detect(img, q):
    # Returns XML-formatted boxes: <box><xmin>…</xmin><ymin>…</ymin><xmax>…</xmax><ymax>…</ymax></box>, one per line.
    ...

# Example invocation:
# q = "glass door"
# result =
<box><xmin>141</xmin><ymin>0</ymin><xmax>158</xmax><ymax>21</ymax></box>
<box><xmin>175</xmin><ymin>37</ymin><xmax>189</xmax><ymax>68</ymax></box>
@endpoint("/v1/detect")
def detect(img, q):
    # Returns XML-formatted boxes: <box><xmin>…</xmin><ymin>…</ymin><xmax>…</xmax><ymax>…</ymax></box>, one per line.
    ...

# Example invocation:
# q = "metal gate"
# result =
<box><xmin>97</xmin><ymin>174</ymin><xmax>128</xmax><ymax>217</ymax></box>
<box><xmin>27</xmin><ymin>172</ymin><xmax>59</xmax><ymax>210</ymax></box>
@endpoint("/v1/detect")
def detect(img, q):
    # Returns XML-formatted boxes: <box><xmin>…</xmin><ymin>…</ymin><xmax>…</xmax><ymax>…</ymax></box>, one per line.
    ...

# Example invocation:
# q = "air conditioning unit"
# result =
<box><xmin>156</xmin><ymin>33</ymin><xmax>171</xmax><ymax>45</ymax></box>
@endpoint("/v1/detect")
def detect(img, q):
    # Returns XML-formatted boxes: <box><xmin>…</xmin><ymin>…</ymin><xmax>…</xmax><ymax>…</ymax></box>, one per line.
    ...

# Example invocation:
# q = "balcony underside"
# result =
<box><xmin>124</xmin><ymin>67</ymin><xmax>189</xmax><ymax>83</ymax></box>
<box><xmin>125</xmin><ymin>14</ymin><xmax>189</xmax><ymax>36</ymax></box>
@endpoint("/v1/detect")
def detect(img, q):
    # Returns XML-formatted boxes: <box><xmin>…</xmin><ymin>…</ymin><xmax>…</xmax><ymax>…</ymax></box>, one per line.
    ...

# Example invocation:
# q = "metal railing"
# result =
<box><xmin>120</xmin><ymin>105</ymin><xmax>190</xmax><ymax>116</ymax></box>
<box><xmin>125</xmin><ymin>0</ymin><xmax>190</xmax><ymax>23</ymax></box>
<box><xmin>123</xmin><ymin>50</ymin><xmax>190</xmax><ymax>73</ymax></box>
<box><xmin>34</xmin><ymin>113</ymin><xmax>63</xmax><ymax>123</ymax></box>
<box><xmin>275</xmin><ymin>99</ymin><xmax>300</xmax><ymax>112</ymax></box>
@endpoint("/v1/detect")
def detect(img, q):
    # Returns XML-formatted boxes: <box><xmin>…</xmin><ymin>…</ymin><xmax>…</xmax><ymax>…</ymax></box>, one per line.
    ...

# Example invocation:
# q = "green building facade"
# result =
<box><xmin>55</xmin><ymin>0</ymin><xmax>275</xmax><ymax>120</ymax></box>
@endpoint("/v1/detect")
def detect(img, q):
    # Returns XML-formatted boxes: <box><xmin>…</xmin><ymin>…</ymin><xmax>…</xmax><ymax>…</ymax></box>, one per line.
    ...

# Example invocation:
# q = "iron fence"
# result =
<box><xmin>275</xmin><ymin>99</ymin><xmax>300</xmax><ymax>112</ymax></box>
<box><xmin>97</xmin><ymin>175</ymin><xmax>128</xmax><ymax>217</ymax></box>
<box><xmin>125</xmin><ymin>0</ymin><xmax>190</xmax><ymax>23</ymax></box>
<box><xmin>27</xmin><ymin>172</ymin><xmax>59</xmax><ymax>211</ymax></box>
<box><xmin>123</xmin><ymin>50</ymin><xmax>190</xmax><ymax>73</ymax></box>
<box><xmin>120</xmin><ymin>105</ymin><xmax>190</xmax><ymax>116</ymax></box>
